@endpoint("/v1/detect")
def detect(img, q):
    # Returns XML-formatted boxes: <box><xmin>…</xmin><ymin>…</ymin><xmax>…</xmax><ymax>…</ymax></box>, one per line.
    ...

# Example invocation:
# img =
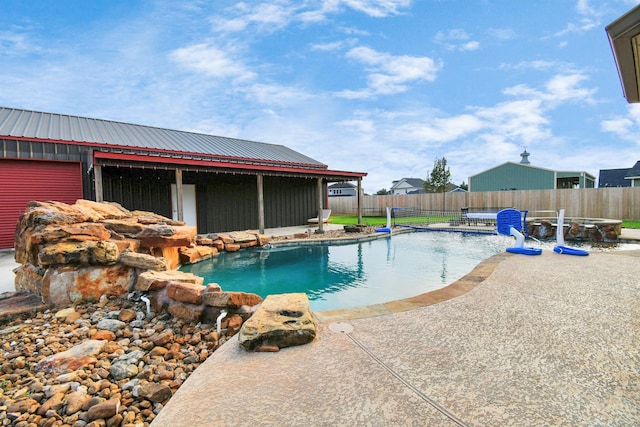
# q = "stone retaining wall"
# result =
<box><xmin>13</xmin><ymin>199</ymin><xmax>269</xmax><ymax>326</ymax></box>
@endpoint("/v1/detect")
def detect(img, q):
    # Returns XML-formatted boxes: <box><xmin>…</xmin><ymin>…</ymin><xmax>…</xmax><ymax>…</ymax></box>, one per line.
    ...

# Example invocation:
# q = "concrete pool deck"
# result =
<box><xmin>152</xmin><ymin>240</ymin><xmax>640</xmax><ymax>426</ymax></box>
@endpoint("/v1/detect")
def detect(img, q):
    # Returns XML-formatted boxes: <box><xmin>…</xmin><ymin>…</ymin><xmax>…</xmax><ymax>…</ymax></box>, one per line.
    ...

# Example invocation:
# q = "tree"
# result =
<box><xmin>423</xmin><ymin>157</ymin><xmax>451</xmax><ymax>193</ymax></box>
<box><xmin>376</xmin><ymin>188</ymin><xmax>389</xmax><ymax>195</ymax></box>
<box><xmin>458</xmin><ymin>181</ymin><xmax>468</xmax><ymax>191</ymax></box>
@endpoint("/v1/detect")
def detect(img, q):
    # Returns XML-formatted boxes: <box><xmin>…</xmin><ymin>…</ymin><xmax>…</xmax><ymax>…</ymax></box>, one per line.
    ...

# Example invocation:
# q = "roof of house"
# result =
<box><xmin>391</xmin><ymin>178</ymin><xmax>425</xmax><ymax>189</ymax></box>
<box><xmin>598</xmin><ymin>161</ymin><xmax>640</xmax><ymax>186</ymax></box>
<box><xmin>0</xmin><ymin>107</ymin><xmax>326</xmax><ymax>169</ymax></box>
<box><xmin>599</xmin><ymin>168</ymin><xmax>631</xmax><ymax>187</ymax></box>
<box><xmin>328</xmin><ymin>182</ymin><xmax>357</xmax><ymax>189</ymax></box>
<box><xmin>625</xmin><ymin>160</ymin><xmax>640</xmax><ymax>178</ymax></box>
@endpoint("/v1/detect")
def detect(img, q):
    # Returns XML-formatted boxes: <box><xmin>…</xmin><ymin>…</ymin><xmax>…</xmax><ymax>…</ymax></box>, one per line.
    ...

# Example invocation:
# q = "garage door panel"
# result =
<box><xmin>0</xmin><ymin>160</ymin><xmax>83</xmax><ymax>249</ymax></box>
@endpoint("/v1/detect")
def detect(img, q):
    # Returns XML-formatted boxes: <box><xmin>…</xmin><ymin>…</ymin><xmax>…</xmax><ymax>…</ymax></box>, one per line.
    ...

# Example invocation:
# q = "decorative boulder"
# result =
<box><xmin>137</xmin><ymin>225</ymin><xmax>196</xmax><ymax>248</ymax></box>
<box><xmin>238</xmin><ymin>293</ymin><xmax>317</xmax><ymax>352</ymax></box>
<box><xmin>35</xmin><ymin>222</ymin><xmax>112</xmax><ymax>244</ymax></box>
<box><xmin>118</xmin><ymin>250</ymin><xmax>167</xmax><ymax>271</ymax></box>
<box><xmin>35</xmin><ymin>340</ymin><xmax>107</xmax><ymax>375</ymax></box>
<box><xmin>38</xmin><ymin>241</ymin><xmax>119</xmax><ymax>267</ymax></box>
<box><xmin>42</xmin><ymin>265</ymin><xmax>135</xmax><ymax>307</ymax></box>
<box><xmin>178</xmin><ymin>245</ymin><xmax>218</xmax><ymax>264</ymax></box>
<box><xmin>135</xmin><ymin>270</ymin><xmax>204</xmax><ymax>292</ymax></box>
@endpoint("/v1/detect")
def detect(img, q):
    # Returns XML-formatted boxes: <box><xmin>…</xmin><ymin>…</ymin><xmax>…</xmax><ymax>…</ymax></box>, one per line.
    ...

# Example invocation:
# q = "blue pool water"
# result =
<box><xmin>181</xmin><ymin>232</ymin><xmax>514</xmax><ymax>311</ymax></box>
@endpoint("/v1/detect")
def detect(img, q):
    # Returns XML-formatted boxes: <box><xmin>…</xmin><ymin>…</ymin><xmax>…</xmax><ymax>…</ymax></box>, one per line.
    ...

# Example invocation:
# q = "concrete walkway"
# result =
<box><xmin>0</xmin><ymin>249</ymin><xmax>19</xmax><ymax>293</ymax></box>
<box><xmin>152</xmin><ymin>249</ymin><xmax>640</xmax><ymax>426</ymax></box>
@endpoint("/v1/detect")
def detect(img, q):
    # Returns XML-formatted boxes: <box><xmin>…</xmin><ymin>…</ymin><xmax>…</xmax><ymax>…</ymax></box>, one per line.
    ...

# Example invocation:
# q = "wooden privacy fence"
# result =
<box><xmin>328</xmin><ymin>187</ymin><xmax>640</xmax><ymax>220</ymax></box>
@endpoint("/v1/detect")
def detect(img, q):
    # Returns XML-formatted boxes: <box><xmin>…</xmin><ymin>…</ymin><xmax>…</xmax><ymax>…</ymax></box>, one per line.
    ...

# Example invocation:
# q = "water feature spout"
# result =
<box><xmin>376</xmin><ymin>207</ymin><xmax>393</xmax><ymax>233</ymax></box>
<box><xmin>216</xmin><ymin>310</ymin><xmax>228</xmax><ymax>336</ymax></box>
<box><xmin>140</xmin><ymin>295</ymin><xmax>151</xmax><ymax>316</ymax></box>
<box><xmin>553</xmin><ymin>209</ymin><xmax>589</xmax><ymax>256</ymax></box>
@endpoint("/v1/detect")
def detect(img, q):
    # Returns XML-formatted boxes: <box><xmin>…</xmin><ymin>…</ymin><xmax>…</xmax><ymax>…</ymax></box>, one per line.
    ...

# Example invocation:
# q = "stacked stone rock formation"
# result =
<box><xmin>12</xmin><ymin>199</ymin><xmax>269</xmax><ymax>324</ymax></box>
<box><xmin>527</xmin><ymin>219</ymin><xmax>620</xmax><ymax>242</ymax></box>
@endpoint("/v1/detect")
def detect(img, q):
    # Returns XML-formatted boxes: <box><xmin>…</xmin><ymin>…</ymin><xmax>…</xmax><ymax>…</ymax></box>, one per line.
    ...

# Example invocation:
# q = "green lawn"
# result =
<box><xmin>330</xmin><ymin>214</ymin><xmax>458</xmax><ymax>226</ymax></box>
<box><xmin>332</xmin><ymin>215</ymin><xmax>640</xmax><ymax>229</ymax></box>
<box><xmin>330</xmin><ymin>215</ymin><xmax>388</xmax><ymax>226</ymax></box>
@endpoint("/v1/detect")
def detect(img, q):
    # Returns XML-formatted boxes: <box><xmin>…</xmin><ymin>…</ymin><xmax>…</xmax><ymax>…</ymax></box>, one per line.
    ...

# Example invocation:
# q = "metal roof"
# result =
<box><xmin>0</xmin><ymin>107</ymin><xmax>326</xmax><ymax>168</ymax></box>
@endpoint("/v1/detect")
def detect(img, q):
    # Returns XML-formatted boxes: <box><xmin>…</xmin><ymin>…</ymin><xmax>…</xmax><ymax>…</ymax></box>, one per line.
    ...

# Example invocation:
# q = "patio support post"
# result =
<box><xmin>175</xmin><ymin>169</ymin><xmax>184</xmax><ymax>222</ymax></box>
<box><xmin>357</xmin><ymin>178</ymin><xmax>363</xmax><ymax>225</ymax></box>
<box><xmin>257</xmin><ymin>174</ymin><xmax>265</xmax><ymax>234</ymax></box>
<box><xmin>317</xmin><ymin>177</ymin><xmax>324</xmax><ymax>233</ymax></box>
<box><xmin>94</xmin><ymin>164</ymin><xmax>103</xmax><ymax>202</ymax></box>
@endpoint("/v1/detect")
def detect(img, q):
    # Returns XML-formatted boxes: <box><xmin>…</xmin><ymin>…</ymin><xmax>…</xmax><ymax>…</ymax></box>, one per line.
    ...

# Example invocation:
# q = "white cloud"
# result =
<box><xmin>310</xmin><ymin>38</ymin><xmax>358</xmax><ymax>51</ymax></box>
<box><xmin>337</xmin><ymin>118</ymin><xmax>376</xmax><ymax>134</ymax></box>
<box><xmin>434</xmin><ymin>29</ymin><xmax>480</xmax><ymax>51</ymax></box>
<box><xmin>240</xmin><ymin>82</ymin><xmax>315</xmax><ymax>106</ymax></box>
<box><xmin>601</xmin><ymin>103</ymin><xmax>640</xmax><ymax>144</ymax></box>
<box><xmin>487</xmin><ymin>28</ymin><xmax>516</xmax><ymax>41</ymax></box>
<box><xmin>210</xmin><ymin>0</ymin><xmax>411</xmax><ymax>33</ymax></box>
<box><xmin>169</xmin><ymin>43</ymin><xmax>256</xmax><ymax>81</ymax></box>
<box><xmin>393</xmin><ymin>114</ymin><xmax>485</xmax><ymax>143</ymax></box>
<box><xmin>500</xmin><ymin>60</ymin><xmax>572</xmax><ymax>72</ymax></box>
<box><xmin>337</xmin><ymin>46</ymin><xmax>440</xmax><ymax>97</ymax></box>
<box><xmin>543</xmin><ymin>73</ymin><xmax>596</xmax><ymax>105</ymax></box>
<box><xmin>502</xmin><ymin>73</ymin><xmax>595</xmax><ymax>106</ymax></box>
<box><xmin>551</xmin><ymin>0</ymin><xmax>603</xmax><ymax>37</ymax></box>
<box><xmin>0</xmin><ymin>31</ymin><xmax>33</xmax><ymax>56</ymax></box>
<box><xmin>210</xmin><ymin>2</ymin><xmax>297</xmax><ymax>33</ymax></box>
<box><xmin>460</xmin><ymin>41</ymin><xmax>480</xmax><ymax>51</ymax></box>
<box><xmin>339</xmin><ymin>0</ymin><xmax>412</xmax><ymax>17</ymax></box>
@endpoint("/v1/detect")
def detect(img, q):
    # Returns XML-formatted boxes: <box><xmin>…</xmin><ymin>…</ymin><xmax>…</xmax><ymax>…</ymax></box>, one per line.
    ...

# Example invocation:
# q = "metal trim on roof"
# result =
<box><xmin>92</xmin><ymin>150</ymin><xmax>365</xmax><ymax>180</ymax></box>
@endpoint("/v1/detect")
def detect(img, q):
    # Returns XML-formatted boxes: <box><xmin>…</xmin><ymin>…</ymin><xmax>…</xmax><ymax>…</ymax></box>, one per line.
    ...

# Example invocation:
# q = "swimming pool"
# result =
<box><xmin>180</xmin><ymin>232</ymin><xmax>515</xmax><ymax>311</ymax></box>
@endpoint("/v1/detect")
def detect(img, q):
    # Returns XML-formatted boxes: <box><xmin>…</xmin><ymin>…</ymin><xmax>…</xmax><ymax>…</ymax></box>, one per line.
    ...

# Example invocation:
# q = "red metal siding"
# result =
<box><xmin>0</xmin><ymin>159</ymin><xmax>83</xmax><ymax>249</ymax></box>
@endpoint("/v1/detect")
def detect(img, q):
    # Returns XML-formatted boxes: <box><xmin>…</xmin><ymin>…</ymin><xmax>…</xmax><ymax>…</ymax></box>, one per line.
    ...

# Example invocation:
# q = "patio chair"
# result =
<box><xmin>308</xmin><ymin>209</ymin><xmax>331</xmax><ymax>224</ymax></box>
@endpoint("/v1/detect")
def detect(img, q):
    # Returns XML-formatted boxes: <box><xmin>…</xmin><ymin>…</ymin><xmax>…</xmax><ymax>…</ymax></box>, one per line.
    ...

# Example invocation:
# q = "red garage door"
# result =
<box><xmin>0</xmin><ymin>159</ymin><xmax>83</xmax><ymax>249</ymax></box>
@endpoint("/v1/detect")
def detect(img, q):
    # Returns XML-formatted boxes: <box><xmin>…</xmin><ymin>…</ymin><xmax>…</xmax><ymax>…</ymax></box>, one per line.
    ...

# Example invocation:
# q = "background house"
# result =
<box><xmin>390</xmin><ymin>178</ymin><xmax>425</xmax><ymax>195</ymax></box>
<box><xmin>468</xmin><ymin>150</ymin><xmax>596</xmax><ymax>192</ymax></box>
<box><xmin>0</xmin><ymin>107</ymin><xmax>366</xmax><ymax>249</ymax></box>
<box><xmin>599</xmin><ymin>161</ymin><xmax>640</xmax><ymax>187</ymax></box>
<box><xmin>328</xmin><ymin>182</ymin><xmax>357</xmax><ymax>197</ymax></box>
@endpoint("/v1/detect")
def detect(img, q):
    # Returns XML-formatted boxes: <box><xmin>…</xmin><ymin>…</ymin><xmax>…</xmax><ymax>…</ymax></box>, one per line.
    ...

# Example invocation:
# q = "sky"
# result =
<box><xmin>2</xmin><ymin>0</ymin><xmax>640</xmax><ymax>194</ymax></box>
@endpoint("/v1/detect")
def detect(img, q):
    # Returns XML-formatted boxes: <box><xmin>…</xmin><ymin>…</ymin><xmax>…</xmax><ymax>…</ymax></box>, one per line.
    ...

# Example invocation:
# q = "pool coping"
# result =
<box><xmin>268</xmin><ymin>227</ymin><xmax>414</xmax><ymax>247</ymax></box>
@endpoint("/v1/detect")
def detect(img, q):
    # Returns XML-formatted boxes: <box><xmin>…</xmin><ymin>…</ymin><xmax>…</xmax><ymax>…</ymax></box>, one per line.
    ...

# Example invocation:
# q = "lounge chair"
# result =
<box><xmin>308</xmin><ymin>209</ymin><xmax>331</xmax><ymax>224</ymax></box>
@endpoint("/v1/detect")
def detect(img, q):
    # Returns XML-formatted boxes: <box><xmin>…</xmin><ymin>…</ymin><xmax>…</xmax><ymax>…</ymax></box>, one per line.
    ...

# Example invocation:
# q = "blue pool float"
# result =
<box><xmin>553</xmin><ymin>209</ymin><xmax>589</xmax><ymax>256</ymax></box>
<box><xmin>553</xmin><ymin>245</ymin><xmax>588</xmax><ymax>256</ymax></box>
<box><xmin>496</xmin><ymin>209</ymin><xmax>542</xmax><ymax>256</ymax></box>
<box><xmin>507</xmin><ymin>246</ymin><xmax>543</xmax><ymax>256</ymax></box>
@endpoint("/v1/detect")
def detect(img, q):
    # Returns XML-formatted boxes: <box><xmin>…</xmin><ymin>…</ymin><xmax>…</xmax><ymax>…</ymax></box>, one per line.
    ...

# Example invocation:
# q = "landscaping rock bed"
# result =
<box><xmin>0</xmin><ymin>294</ymin><xmax>234</xmax><ymax>426</ymax></box>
